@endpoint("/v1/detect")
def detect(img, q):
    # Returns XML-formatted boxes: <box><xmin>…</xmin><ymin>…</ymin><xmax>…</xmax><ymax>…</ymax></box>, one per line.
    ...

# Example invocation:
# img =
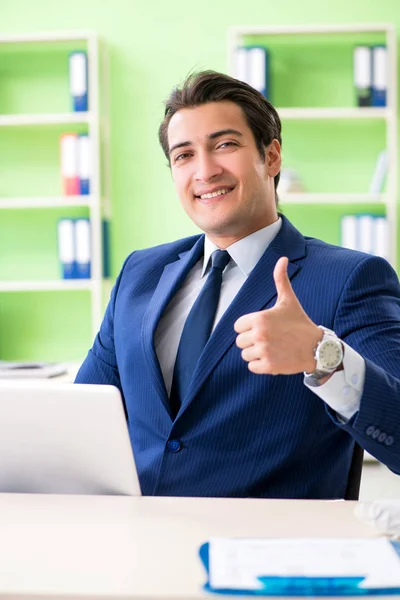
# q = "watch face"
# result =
<box><xmin>318</xmin><ymin>340</ymin><xmax>343</xmax><ymax>369</ymax></box>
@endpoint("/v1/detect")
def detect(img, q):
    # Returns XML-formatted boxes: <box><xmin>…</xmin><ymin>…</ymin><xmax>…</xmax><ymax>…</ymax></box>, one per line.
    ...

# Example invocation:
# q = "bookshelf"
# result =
<box><xmin>0</xmin><ymin>31</ymin><xmax>110</xmax><ymax>359</ymax></box>
<box><xmin>228</xmin><ymin>23</ymin><xmax>398</xmax><ymax>270</ymax></box>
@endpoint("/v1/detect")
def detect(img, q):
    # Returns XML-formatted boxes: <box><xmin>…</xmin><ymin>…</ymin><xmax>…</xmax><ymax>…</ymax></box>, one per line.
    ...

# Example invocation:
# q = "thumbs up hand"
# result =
<box><xmin>234</xmin><ymin>257</ymin><xmax>323</xmax><ymax>375</ymax></box>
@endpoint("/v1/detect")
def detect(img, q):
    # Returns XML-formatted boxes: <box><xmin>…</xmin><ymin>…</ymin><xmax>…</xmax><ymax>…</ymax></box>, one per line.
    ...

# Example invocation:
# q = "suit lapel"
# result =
<box><xmin>178</xmin><ymin>216</ymin><xmax>307</xmax><ymax>415</ymax></box>
<box><xmin>141</xmin><ymin>236</ymin><xmax>204</xmax><ymax>414</ymax></box>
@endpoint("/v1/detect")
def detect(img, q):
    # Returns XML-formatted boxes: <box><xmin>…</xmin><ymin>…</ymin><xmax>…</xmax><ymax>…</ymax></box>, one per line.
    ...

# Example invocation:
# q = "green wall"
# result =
<box><xmin>0</xmin><ymin>0</ymin><xmax>399</xmax><ymax>360</ymax></box>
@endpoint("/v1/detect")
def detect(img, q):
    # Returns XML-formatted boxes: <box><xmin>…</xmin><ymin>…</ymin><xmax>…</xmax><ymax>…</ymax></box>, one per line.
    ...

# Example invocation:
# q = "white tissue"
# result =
<box><xmin>355</xmin><ymin>500</ymin><xmax>400</xmax><ymax>538</ymax></box>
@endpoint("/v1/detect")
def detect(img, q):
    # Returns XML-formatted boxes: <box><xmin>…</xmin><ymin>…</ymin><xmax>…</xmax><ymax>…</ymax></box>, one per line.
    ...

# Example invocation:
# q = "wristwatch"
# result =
<box><xmin>305</xmin><ymin>326</ymin><xmax>344</xmax><ymax>381</ymax></box>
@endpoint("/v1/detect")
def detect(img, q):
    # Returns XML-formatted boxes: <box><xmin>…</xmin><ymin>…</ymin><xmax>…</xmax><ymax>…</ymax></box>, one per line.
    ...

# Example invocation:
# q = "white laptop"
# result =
<box><xmin>0</xmin><ymin>381</ymin><xmax>141</xmax><ymax>496</ymax></box>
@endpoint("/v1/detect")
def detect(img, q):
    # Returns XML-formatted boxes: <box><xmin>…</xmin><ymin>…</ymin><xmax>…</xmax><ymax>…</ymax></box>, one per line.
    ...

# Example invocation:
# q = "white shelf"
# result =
<box><xmin>280</xmin><ymin>193</ymin><xmax>385</xmax><ymax>204</ymax></box>
<box><xmin>0</xmin><ymin>196</ymin><xmax>94</xmax><ymax>210</ymax></box>
<box><xmin>0</xmin><ymin>32</ymin><xmax>110</xmax><ymax>341</ymax></box>
<box><xmin>0</xmin><ymin>31</ymin><xmax>97</xmax><ymax>44</ymax></box>
<box><xmin>0</xmin><ymin>280</ymin><xmax>94</xmax><ymax>293</ymax></box>
<box><xmin>277</xmin><ymin>107</ymin><xmax>390</xmax><ymax>120</ymax></box>
<box><xmin>228</xmin><ymin>22</ymin><xmax>398</xmax><ymax>270</ymax></box>
<box><xmin>231</xmin><ymin>23</ymin><xmax>395</xmax><ymax>36</ymax></box>
<box><xmin>0</xmin><ymin>112</ymin><xmax>93</xmax><ymax>127</ymax></box>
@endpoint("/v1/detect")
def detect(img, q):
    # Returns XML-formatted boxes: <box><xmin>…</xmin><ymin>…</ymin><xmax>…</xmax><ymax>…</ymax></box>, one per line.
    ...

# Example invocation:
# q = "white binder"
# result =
<box><xmin>69</xmin><ymin>51</ymin><xmax>88</xmax><ymax>111</ymax></box>
<box><xmin>358</xmin><ymin>215</ymin><xmax>375</xmax><ymax>255</ymax></box>
<box><xmin>57</xmin><ymin>219</ymin><xmax>75</xmax><ymax>279</ymax></box>
<box><xmin>374</xmin><ymin>217</ymin><xmax>389</xmax><ymax>261</ymax></box>
<box><xmin>74</xmin><ymin>218</ymin><xmax>91</xmax><ymax>279</ymax></box>
<box><xmin>248</xmin><ymin>47</ymin><xmax>268</xmax><ymax>97</ymax></box>
<box><xmin>371</xmin><ymin>45</ymin><xmax>387</xmax><ymax>107</ymax></box>
<box><xmin>341</xmin><ymin>215</ymin><xmax>358</xmax><ymax>250</ymax></box>
<box><xmin>353</xmin><ymin>46</ymin><xmax>372</xmax><ymax>106</ymax></box>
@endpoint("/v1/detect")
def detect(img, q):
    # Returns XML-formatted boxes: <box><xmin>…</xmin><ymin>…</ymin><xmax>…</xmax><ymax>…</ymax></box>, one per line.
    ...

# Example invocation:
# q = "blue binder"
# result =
<box><xmin>246</xmin><ymin>46</ymin><xmax>270</xmax><ymax>99</ymax></box>
<box><xmin>78</xmin><ymin>134</ymin><xmax>90</xmax><ymax>195</ymax></box>
<box><xmin>199</xmin><ymin>541</ymin><xmax>400</xmax><ymax>596</ymax></box>
<box><xmin>371</xmin><ymin>45</ymin><xmax>387</xmax><ymax>107</ymax></box>
<box><xmin>102</xmin><ymin>219</ymin><xmax>111</xmax><ymax>278</ymax></box>
<box><xmin>74</xmin><ymin>218</ymin><xmax>91</xmax><ymax>279</ymax></box>
<box><xmin>57</xmin><ymin>218</ymin><xmax>75</xmax><ymax>279</ymax></box>
<box><xmin>69</xmin><ymin>51</ymin><xmax>88</xmax><ymax>112</ymax></box>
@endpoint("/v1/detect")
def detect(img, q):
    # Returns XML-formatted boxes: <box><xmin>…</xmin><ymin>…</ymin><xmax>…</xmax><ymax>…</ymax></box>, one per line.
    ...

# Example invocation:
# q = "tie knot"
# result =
<box><xmin>211</xmin><ymin>249</ymin><xmax>230</xmax><ymax>272</ymax></box>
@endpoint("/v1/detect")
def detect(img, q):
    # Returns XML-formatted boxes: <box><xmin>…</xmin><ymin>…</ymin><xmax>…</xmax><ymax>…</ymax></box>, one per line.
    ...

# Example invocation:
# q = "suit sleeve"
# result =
<box><xmin>74</xmin><ymin>253</ymin><xmax>133</xmax><ymax>390</ymax></box>
<box><xmin>326</xmin><ymin>255</ymin><xmax>400</xmax><ymax>473</ymax></box>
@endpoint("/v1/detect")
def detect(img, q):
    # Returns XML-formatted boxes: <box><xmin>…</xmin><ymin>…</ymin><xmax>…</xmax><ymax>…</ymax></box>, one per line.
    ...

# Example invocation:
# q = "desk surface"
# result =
<box><xmin>0</xmin><ymin>495</ymin><xmax>384</xmax><ymax>600</ymax></box>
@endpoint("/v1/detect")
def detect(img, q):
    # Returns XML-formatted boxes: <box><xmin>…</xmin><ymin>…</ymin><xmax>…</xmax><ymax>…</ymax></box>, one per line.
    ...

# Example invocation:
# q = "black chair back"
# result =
<box><xmin>344</xmin><ymin>443</ymin><xmax>364</xmax><ymax>500</ymax></box>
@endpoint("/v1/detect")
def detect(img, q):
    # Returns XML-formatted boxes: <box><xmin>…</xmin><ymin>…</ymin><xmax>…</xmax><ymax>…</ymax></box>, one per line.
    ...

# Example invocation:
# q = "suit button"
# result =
<box><xmin>372</xmin><ymin>428</ymin><xmax>381</xmax><ymax>440</ymax></box>
<box><xmin>366</xmin><ymin>426</ymin><xmax>375</xmax><ymax>436</ymax></box>
<box><xmin>167</xmin><ymin>439</ymin><xmax>182</xmax><ymax>453</ymax></box>
<box><xmin>378</xmin><ymin>432</ymin><xmax>387</xmax><ymax>443</ymax></box>
<box><xmin>384</xmin><ymin>436</ymin><xmax>394</xmax><ymax>446</ymax></box>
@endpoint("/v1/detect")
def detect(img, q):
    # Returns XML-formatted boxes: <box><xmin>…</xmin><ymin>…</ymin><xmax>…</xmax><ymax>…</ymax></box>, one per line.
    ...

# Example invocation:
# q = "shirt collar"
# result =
<box><xmin>201</xmin><ymin>217</ymin><xmax>282</xmax><ymax>277</ymax></box>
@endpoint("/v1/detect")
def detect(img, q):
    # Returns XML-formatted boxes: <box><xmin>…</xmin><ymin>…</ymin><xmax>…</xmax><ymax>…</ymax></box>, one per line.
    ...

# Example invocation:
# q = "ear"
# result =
<box><xmin>266</xmin><ymin>139</ymin><xmax>281</xmax><ymax>178</ymax></box>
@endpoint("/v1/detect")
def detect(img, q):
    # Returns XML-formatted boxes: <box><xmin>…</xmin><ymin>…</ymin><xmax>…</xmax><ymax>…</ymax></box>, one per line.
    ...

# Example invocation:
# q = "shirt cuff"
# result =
<box><xmin>303</xmin><ymin>341</ymin><xmax>365</xmax><ymax>421</ymax></box>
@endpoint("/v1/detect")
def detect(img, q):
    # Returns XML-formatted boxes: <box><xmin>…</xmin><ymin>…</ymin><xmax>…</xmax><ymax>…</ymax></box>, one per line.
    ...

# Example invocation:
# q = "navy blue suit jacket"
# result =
<box><xmin>75</xmin><ymin>215</ymin><xmax>400</xmax><ymax>498</ymax></box>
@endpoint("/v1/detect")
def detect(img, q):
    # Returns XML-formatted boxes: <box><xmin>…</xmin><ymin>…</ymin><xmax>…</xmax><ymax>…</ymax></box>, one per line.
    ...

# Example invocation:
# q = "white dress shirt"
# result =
<box><xmin>154</xmin><ymin>218</ymin><xmax>364</xmax><ymax>420</ymax></box>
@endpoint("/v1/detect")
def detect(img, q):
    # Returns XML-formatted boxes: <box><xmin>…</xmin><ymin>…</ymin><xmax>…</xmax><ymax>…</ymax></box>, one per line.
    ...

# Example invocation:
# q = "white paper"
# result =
<box><xmin>209</xmin><ymin>537</ymin><xmax>400</xmax><ymax>590</ymax></box>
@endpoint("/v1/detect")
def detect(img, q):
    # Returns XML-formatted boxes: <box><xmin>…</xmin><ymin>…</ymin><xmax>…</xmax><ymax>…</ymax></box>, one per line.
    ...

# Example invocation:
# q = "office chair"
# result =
<box><xmin>344</xmin><ymin>443</ymin><xmax>364</xmax><ymax>500</ymax></box>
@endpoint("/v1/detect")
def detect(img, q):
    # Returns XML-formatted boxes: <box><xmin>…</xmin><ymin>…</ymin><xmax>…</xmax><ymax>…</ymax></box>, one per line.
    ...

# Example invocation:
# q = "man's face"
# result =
<box><xmin>167</xmin><ymin>100</ymin><xmax>281</xmax><ymax>247</ymax></box>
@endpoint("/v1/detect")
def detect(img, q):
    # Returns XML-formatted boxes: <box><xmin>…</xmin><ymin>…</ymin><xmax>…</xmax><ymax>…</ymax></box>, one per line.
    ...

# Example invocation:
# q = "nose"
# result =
<box><xmin>194</xmin><ymin>150</ymin><xmax>223</xmax><ymax>182</ymax></box>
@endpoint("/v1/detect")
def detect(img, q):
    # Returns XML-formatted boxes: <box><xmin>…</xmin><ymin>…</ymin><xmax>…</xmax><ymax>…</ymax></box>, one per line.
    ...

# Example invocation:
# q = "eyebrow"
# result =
<box><xmin>169</xmin><ymin>129</ymin><xmax>243</xmax><ymax>156</ymax></box>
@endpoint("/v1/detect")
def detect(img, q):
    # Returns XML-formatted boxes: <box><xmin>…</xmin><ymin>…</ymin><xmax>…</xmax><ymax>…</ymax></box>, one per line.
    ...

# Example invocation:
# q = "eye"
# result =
<box><xmin>173</xmin><ymin>152</ymin><xmax>192</xmax><ymax>163</ymax></box>
<box><xmin>217</xmin><ymin>141</ymin><xmax>238</xmax><ymax>150</ymax></box>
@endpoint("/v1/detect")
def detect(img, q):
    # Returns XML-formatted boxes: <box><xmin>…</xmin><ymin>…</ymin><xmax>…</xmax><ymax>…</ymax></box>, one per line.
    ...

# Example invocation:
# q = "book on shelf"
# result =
<box><xmin>69</xmin><ymin>50</ymin><xmax>88</xmax><ymax>112</ymax></box>
<box><xmin>0</xmin><ymin>361</ymin><xmax>68</xmax><ymax>379</ymax></box>
<box><xmin>371</xmin><ymin>45</ymin><xmax>387</xmax><ymax>107</ymax></box>
<box><xmin>353</xmin><ymin>45</ymin><xmax>387</xmax><ymax>108</ymax></box>
<box><xmin>234</xmin><ymin>46</ymin><xmax>270</xmax><ymax>98</ymax></box>
<box><xmin>60</xmin><ymin>133</ymin><xmax>92</xmax><ymax>196</ymax></box>
<box><xmin>60</xmin><ymin>133</ymin><xmax>80</xmax><ymax>196</ymax></box>
<box><xmin>57</xmin><ymin>217</ymin><xmax>110</xmax><ymax>280</ymax></box>
<box><xmin>341</xmin><ymin>214</ymin><xmax>389</xmax><ymax>261</ymax></box>
<box><xmin>353</xmin><ymin>46</ymin><xmax>372</xmax><ymax>107</ymax></box>
<box><xmin>369</xmin><ymin>149</ymin><xmax>388</xmax><ymax>194</ymax></box>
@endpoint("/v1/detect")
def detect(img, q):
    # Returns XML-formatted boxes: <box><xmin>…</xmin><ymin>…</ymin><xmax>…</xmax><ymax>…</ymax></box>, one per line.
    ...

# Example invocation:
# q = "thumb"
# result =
<box><xmin>273</xmin><ymin>256</ymin><xmax>296</xmax><ymax>304</ymax></box>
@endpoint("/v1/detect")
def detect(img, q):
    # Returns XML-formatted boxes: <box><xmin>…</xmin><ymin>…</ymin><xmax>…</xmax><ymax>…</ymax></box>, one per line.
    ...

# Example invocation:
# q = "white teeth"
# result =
<box><xmin>199</xmin><ymin>188</ymin><xmax>231</xmax><ymax>199</ymax></box>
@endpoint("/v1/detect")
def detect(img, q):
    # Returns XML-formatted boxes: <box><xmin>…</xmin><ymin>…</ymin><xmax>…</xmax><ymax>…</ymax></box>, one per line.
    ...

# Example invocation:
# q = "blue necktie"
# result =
<box><xmin>170</xmin><ymin>249</ymin><xmax>230</xmax><ymax>417</ymax></box>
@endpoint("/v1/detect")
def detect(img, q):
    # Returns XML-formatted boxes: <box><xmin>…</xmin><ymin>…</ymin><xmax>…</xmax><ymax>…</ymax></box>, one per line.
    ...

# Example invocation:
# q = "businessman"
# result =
<box><xmin>76</xmin><ymin>70</ymin><xmax>400</xmax><ymax>499</ymax></box>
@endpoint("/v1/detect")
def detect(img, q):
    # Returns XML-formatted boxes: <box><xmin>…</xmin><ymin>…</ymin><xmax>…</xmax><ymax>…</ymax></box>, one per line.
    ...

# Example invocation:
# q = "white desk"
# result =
<box><xmin>0</xmin><ymin>495</ymin><xmax>383</xmax><ymax>599</ymax></box>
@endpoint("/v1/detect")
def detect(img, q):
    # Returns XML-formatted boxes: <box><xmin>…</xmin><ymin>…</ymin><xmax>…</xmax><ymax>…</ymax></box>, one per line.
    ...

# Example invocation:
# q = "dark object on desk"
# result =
<box><xmin>0</xmin><ymin>361</ymin><xmax>68</xmax><ymax>379</ymax></box>
<box><xmin>344</xmin><ymin>443</ymin><xmax>364</xmax><ymax>501</ymax></box>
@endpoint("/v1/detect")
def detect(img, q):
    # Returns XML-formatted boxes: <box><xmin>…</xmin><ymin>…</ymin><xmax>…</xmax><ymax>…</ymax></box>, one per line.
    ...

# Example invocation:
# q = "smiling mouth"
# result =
<box><xmin>195</xmin><ymin>187</ymin><xmax>235</xmax><ymax>200</ymax></box>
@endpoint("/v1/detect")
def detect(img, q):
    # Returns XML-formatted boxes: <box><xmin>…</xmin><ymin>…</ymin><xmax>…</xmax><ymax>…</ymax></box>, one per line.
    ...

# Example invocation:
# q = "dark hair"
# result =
<box><xmin>158</xmin><ymin>70</ymin><xmax>282</xmax><ymax>200</ymax></box>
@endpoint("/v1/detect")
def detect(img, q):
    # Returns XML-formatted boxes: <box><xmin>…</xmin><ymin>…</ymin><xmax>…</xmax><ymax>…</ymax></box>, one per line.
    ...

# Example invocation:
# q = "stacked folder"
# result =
<box><xmin>235</xmin><ymin>46</ymin><xmax>270</xmax><ymax>98</ymax></box>
<box><xmin>60</xmin><ymin>133</ymin><xmax>91</xmax><ymax>196</ymax></box>
<box><xmin>341</xmin><ymin>214</ymin><xmax>389</xmax><ymax>259</ymax></box>
<box><xmin>69</xmin><ymin>50</ymin><xmax>88</xmax><ymax>112</ymax></box>
<box><xmin>200</xmin><ymin>537</ymin><xmax>400</xmax><ymax>596</ymax></box>
<box><xmin>353</xmin><ymin>45</ymin><xmax>387</xmax><ymax>107</ymax></box>
<box><xmin>57</xmin><ymin>218</ymin><xmax>110</xmax><ymax>280</ymax></box>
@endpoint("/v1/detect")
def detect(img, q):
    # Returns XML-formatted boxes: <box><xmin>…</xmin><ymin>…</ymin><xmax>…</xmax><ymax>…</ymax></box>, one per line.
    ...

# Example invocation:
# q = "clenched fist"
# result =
<box><xmin>234</xmin><ymin>256</ymin><xmax>323</xmax><ymax>375</ymax></box>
